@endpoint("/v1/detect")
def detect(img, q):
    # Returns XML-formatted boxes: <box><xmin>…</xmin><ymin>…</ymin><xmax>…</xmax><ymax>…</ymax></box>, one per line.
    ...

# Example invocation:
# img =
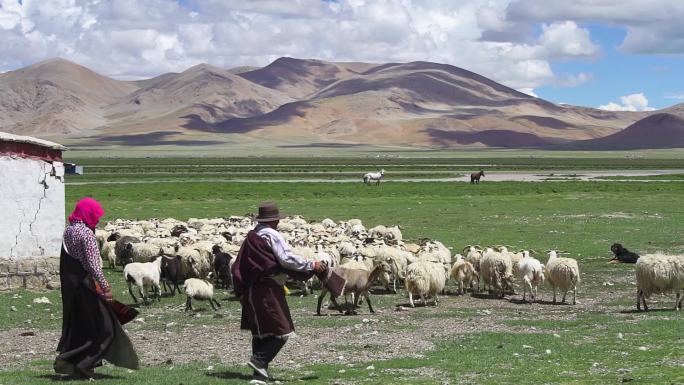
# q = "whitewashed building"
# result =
<box><xmin>1</xmin><ymin>132</ymin><xmax>66</xmax><ymax>289</ymax></box>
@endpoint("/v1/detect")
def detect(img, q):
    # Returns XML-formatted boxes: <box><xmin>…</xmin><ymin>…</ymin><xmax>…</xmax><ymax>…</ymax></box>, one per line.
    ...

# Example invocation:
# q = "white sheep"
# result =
<box><xmin>405</xmin><ymin>260</ymin><xmax>448</xmax><ymax>307</ymax></box>
<box><xmin>384</xmin><ymin>226</ymin><xmax>402</xmax><ymax>244</ymax></box>
<box><xmin>463</xmin><ymin>245</ymin><xmax>483</xmax><ymax>291</ymax></box>
<box><xmin>125</xmin><ymin>242</ymin><xmax>163</xmax><ymax>263</ymax></box>
<box><xmin>516</xmin><ymin>251</ymin><xmax>545</xmax><ymax>303</ymax></box>
<box><xmin>480</xmin><ymin>247</ymin><xmax>513</xmax><ymax>298</ymax></box>
<box><xmin>123</xmin><ymin>256</ymin><xmax>163</xmax><ymax>305</ymax></box>
<box><xmin>183</xmin><ymin>276</ymin><xmax>221</xmax><ymax>311</ymax></box>
<box><xmin>321</xmin><ymin>218</ymin><xmax>336</xmax><ymax>228</ymax></box>
<box><xmin>102</xmin><ymin>241</ymin><xmax>117</xmax><ymax>269</ymax></box>
<box><xmin>635</xmin><ymin>253</ymin><xmax>684</xmax><ymax>311</ymax></box>
<box><xmin>450</xmin><ymin>255</ymin><xmax>479</xmax><ymax>295</ymax></box>
<box><xmin>545</xmin><ymin>251</ymin><xmax>580</xmax><ymax>305</ymax></box>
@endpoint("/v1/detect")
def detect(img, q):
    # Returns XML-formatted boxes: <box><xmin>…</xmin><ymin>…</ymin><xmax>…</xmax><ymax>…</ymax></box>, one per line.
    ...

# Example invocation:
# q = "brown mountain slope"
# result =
<box><xmin>570</xmin><ymin>113</ymin><xmax>684</xmax><ymax>149</ymax></box>
<box><xmin>104</xmin><ymin>63</ymin><xmax>293</xmax><ymax>131</ymax></box>
<box><xmin>0</xmin><ymin>57</ymin><xmax>663</xmax><ymax>148</ymax></box>
<box><xmin>238</xmin><ymin>57</ymin><xmax>376</xmax><ymax>99</ymax></box>
<box><xmin>0</xmin><ymin>58</ymin><xmax>137</xmax><ymax>135</ymax></box>
<box><xmin>212</xmin><ymin>60</ymin><xmax>643</xmax><ymax>147</ymax></box>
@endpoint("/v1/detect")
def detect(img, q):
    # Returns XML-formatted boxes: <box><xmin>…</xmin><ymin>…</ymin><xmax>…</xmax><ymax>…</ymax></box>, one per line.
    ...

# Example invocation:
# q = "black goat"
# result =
<box><xmin>212</xmin><ymin>245</ymin><xmax>233</xmax><ymax>289</ymax></box>
<box><xmin>610</xmin><ymin>243</ymin><xmax>640</xmax><ymax>264</ymax></box>
<box><xmin>114</xmin><ymin>235</ymin><xmax>141</xmax><ymax>268</ymax></box>
<box><xmin>160</xmin><ymin>254</ymin><xmax>186</xmax><ymax>295</ymax></box>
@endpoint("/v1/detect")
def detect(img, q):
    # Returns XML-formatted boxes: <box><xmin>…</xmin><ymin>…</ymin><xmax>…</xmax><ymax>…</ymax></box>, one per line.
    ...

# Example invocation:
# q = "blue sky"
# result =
<box><xmin>1</xmin><ymin>0</ymin><xmax>683</xmax><ymax>111</ymax></box>
<box><xmin>537</xmin><ymin>23</ymin><xmax>683</xmax><ymax>109</ymax></box>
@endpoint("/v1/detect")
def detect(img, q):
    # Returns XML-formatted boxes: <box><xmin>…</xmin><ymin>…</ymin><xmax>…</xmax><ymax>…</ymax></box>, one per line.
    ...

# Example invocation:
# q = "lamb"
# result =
<box><xmin>184</xmin><ymin>274</ymin><xmax>221</xmax><ymax>311</ymax></box>
<box><xmin>450</xmin><ymin>255</ymin><xmax>479</xmax><ymax>295</ymax></box>
<box><xmin>405</xmin><ymin>260</ymin><xmax>449</xmax><ymax>307</ymax></box>
<box><xmin>635</xmin><ymin>253</ymin><xmax>684</xmax><ymax>311</ymax></box>
<box><xmin>123</xmin><ymin>256</ymin><xmax>163</xmax><ymax>304</ymax></box>
<box><xmin>545</xmin><ymin>251</ymin><xmax>580</xmax><ymax>305</ymax></box>
<box><xmin>212</xmin><ymin>245</ymin><xmax>233</xmax><ymax>289</ymax></box>
<box><xmin>516</xmin><ymin>251</ymin><xmax>545</xmax><ymax>303</ymax></box>
<box><xmin>316</xmin><ymin>261</ymin><xmax>391</xmax><ymax>315</ymax></box>
<box><xmin>374</xmin><ymin>246</ymin><xmax>409</xmax><ymax>293</ymax></box>
<box><xmin>462</xmin><ymin>245</ymin><xmax>483</xmax><ymax>291</ymax></box>
<box><xmin>610</xmin><ymin>243</ymin><xmax>640</xmax><ymax>264</ymax></box>
<box><xmin>479</xmin><ymin>247</ymin><xmax>514</xmax><ymax>298</ymax></box>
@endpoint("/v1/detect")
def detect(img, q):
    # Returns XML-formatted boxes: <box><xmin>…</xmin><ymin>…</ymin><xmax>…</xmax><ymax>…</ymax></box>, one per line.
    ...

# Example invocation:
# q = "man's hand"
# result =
<box><xmin>313</xmin><ymin>261</ymin><xmax>328</xmax><ymax>275</ymax></box>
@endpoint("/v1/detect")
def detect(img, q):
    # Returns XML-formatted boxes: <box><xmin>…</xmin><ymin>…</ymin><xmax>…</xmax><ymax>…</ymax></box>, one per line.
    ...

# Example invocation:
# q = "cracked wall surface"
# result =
<box><xmin>1</xmin><ymin>156</ymin><xmax>65</xmax><ymax>260</ymax></box>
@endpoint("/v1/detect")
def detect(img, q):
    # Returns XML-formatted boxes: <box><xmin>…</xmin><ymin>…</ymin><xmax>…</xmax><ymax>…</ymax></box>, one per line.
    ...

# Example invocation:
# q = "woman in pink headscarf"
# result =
<box><xmin>54</xmin><ymin>198</ymin><xmax>139</xmax><ymax>379</ymax></box>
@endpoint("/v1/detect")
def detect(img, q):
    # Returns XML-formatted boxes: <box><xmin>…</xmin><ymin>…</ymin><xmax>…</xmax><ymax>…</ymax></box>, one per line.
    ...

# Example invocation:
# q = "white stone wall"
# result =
<box><xmin>0</xmin><ymin>156</ymin><xmax>65</xmax><ymax>259</ymax></box>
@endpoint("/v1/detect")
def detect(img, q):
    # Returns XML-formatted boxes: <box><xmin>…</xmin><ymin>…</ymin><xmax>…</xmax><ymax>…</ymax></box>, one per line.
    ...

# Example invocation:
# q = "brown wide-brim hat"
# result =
<box><xmin>255</xmin><ymin>201</ymin><xmax>285</xmax><ymax>222</ymax></box>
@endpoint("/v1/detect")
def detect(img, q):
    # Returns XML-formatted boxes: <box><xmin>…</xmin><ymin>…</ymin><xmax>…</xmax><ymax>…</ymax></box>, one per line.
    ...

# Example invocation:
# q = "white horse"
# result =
<box><xmin>363</xmin><ymin>169</ymin><xmax>385</xmax><ymax>185</ymax></box>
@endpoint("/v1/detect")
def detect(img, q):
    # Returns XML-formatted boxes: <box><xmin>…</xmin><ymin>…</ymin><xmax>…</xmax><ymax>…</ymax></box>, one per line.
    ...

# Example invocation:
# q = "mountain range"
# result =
<box><xmin>1</xmin><ymin>57</ymin><xmax>683</xmax><ymax>149</ymax></box>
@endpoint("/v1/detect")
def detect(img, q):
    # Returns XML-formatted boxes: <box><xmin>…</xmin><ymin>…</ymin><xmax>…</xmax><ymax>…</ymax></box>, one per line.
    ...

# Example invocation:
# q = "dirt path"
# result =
<box><xmin>67</xmin><ymin>169</ymin><xmax>684</xmax><ymax>185</ymax></box>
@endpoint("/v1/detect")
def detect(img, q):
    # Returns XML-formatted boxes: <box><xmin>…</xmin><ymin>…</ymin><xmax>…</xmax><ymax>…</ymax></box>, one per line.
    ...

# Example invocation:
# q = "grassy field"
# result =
<box><xmin>2</xmin><ymin>156</ymin><xmax>684</xmax><ymax>384</ymax></box>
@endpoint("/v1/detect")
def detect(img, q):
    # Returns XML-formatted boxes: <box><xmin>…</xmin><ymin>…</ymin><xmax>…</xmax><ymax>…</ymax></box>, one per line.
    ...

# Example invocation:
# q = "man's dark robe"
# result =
<box><xmin>232</xmin><ymin>230</ymin><xmax>314</xmax><ymax>337</ymax></box>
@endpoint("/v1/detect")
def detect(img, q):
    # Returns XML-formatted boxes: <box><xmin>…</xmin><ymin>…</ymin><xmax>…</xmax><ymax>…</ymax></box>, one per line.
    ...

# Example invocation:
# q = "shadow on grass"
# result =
<box><xmin>619</xmin><ymin>308</ymin><xmax>678</xmax><ymax>314</ymax></box>
<box><xmin>36</xmin><ymin>373</ymin><xmax>122</xmax><ymax>381</ymax></box>
<box><xmin>207</xmin><ymin>371</ymin><xmax>319</xmax><ymax>382</ymax></box>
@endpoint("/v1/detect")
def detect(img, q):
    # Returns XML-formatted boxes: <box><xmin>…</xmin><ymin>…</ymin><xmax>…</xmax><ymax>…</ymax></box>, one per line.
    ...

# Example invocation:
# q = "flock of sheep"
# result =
<box><xmin>96</xmin><ymin>215</ymin><xmax>684</xmax><ymax>313</ymax></box>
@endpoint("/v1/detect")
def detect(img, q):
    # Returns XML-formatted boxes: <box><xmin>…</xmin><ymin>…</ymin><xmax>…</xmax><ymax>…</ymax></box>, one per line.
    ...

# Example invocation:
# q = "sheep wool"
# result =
<box><xmin>183</xmin><ymin>278</ymin><xmax>221</xmax><ymax>311</ymax></box>
<box><xmin>405</xmin><ymin>260</ymin><xmax>447</xmax><ymax>307</ymax></box>
<box><xmin>635</xmin><ymin>253</ymin><xmax>684</xmax><ymax>311</ymax></box>
<box><xmin>516</xmin><ymin>252</ymin><xmax>545</xmax><ymax>303</ymax></box>
<box><xmin>545</xmin><ymin>251</ymin><xmax>580</xmax><ymax>305</ymax></box>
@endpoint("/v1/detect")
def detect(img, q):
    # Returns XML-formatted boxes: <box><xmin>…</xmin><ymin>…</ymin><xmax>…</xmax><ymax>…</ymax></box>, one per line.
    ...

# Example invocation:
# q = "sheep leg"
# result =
<box><xmin>127</xmin><ymin>281</ymin><xmax>138</xmax><ymax>303</ymax></box>
<box><xmin>140</xmin><ymin>286</ymin><xmax>148</xmax><ymax>305</ymax></box>
<box><xmin>365</xmin><ymin>294</ymin><xmax>375</xmax><ymax>314</ymax></box>
<box><xmin>572</xmin><ymin>285</ymin><xmax>576</xmax><ymax>305</ymax></box>
<box><xmin>209</xmin><ymin>299</ymin><xmax>218</xmax><ymax>311</ymax></box>
<box><xmin>433</xmin><ymin>294</ymin><xmax>439</xmax><ymax>306</ymax></box>
<box><xmin>552</xmin><ymin>286</ymin><xmax>557</xmax><ymax>304</ymax></box>
<box><xmin>561</xmin><ymin>290</ymin><xmax>567</xmax><ymax>304</ymax></box>
<box><xmin>409</xmin><ymin>292</ymin><xmax>415</xmax><ymax>308</ymax></box>
<box><xmin>328</xmin><ymin>295</ymin><xmax>343</xmax><ymax>314</ymax></box>
<box><xmin>155</xmin><ymin>283</ymin><xmax>162</xmax><ymax>301</ymax></box>
<box><xmin>420</xmin><ymin>294</ymin><xmax>427</xmax><ymax>306</ymax></box>
<box><xmin>185</xmin><ymin>296</ymin><xmax>193</xmax><ymax>312</ymax></box>
<box><xmin>676</xmin><ymin>291</ymin><xmax>684</xmax><ymax>311</ymax></box>
<box><xmin>316</xmin><ymin>289</ymin><xmax>329</xmax><ymax>315</ymax></box>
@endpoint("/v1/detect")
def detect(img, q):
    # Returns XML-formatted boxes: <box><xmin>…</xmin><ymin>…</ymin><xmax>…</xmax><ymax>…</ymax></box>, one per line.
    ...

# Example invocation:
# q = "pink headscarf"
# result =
<box><xmin>68</xmin><ymin>197</ymin><xmax>105</xmax><ymax>229</ymax></box>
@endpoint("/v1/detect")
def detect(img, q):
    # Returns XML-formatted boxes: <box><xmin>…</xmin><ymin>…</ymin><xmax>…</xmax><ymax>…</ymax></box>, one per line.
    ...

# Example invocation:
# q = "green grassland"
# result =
<box><xmin>2</xmin><ymin>156</ymin><xmax>684</xmax><ymax>384</ymax></box>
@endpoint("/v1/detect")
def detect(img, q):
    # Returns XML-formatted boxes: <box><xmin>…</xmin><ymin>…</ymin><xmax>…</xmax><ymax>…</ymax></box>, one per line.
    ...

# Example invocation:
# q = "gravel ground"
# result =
<box><xmin>0</xmin><ymin>282</ymin><xmax>665</xmax><ymax>372</ymax></box>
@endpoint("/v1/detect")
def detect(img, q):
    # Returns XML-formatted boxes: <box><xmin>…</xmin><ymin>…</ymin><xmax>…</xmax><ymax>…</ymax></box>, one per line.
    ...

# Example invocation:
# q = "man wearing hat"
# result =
<box><xmin>232</xmin><ymin>201</ymin><xmax>327</xmax><ymax>381</ymax></box>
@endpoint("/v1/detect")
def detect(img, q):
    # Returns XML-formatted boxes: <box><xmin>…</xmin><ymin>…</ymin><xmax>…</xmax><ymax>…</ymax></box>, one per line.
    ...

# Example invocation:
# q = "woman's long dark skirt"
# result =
<box><xmin>54</xmin><ymin>247</ymin><xmax>139</xmax><ymax>376</ymax></box>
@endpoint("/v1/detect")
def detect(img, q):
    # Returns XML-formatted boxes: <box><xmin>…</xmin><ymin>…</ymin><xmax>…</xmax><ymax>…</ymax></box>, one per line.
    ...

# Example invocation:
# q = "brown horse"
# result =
<box><xmin>470</xmin><ymin>170</ymin><xmax>485</xmax><ymax>184</ymax></box>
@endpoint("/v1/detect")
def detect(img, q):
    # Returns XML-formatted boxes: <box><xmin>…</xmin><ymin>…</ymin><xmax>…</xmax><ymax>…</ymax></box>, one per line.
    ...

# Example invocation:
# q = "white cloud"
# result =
<box><xmin>664</xmin><ymin>92</ymin><xmax>684</xmax><ymax>100</ymax></box>
<box><xmin>517</xmin><ymin>87</ymin><xmax>538</xmax><ymax>97</ymax></box>
<box><xmin>0</xmin><ymin>0</ymin><xmax>600</xmax><ymax>90</ymax></box>
<box><xmin>537</xmin><ymin>21</ymin><xmax>599</xmax><ymax>58</ymax></box>
<box><xmin>599</xmin><ymin>93</ymin><xmax>656</xmax><ymax>111</ymax></box>
<box><xmin>501</xmin><ymin>0</ymin><xmax>684</xmax><ymax>55</ymax></box>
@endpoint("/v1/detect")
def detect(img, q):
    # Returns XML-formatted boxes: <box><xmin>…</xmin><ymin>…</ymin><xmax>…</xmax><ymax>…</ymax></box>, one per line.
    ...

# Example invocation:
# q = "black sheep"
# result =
<box><xmin>114</xmin><ymin>235</ymin><xmax>141</xmax><ymax>267</ymax></box>
<box><xmin>610</xmin><ymin>243</ymin><xmax>640</xmax><ymax>264</ymax></box>
<box><xmin>212</xmin><ymin>245</ymin><xmax>233</xmax><ymax>289</ymax></box>
<box><xmin>160</xmin><ymin>254</ymin><xmax>185</xmax><ymax>295</ymax></box>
